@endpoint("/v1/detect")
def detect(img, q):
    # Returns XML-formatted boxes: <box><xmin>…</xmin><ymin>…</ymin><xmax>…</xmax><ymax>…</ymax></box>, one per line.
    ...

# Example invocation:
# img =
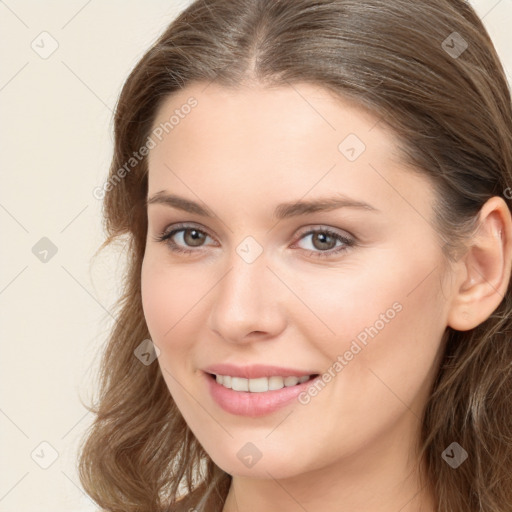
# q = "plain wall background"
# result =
<box><xmin>0</xmin><ymin>1</ymin><xmax>510</xmax><ymax>511</ymax></box>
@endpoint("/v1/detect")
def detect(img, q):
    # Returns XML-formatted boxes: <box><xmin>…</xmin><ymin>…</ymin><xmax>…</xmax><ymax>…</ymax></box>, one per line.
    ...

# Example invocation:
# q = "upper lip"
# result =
<box><xmin>202</xmin><ymin>363</ymin><xmax>319</xmax><ymax>379</ymax></box>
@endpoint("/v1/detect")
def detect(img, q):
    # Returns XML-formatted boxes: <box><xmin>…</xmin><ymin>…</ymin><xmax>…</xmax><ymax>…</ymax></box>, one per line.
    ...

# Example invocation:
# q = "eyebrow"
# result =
<box><xmin>146</xmin><ymin>191</ymin><xmax>379</xmax><ymax>219</ymax></box>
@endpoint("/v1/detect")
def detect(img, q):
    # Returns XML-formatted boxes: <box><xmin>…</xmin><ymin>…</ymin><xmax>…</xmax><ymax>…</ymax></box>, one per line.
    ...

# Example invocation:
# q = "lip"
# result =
<box><xmin>202</xmin><ymin>363</ymin><xmax>318</xmax><ymax>379</ymax></box>
<box><xmin>202</xmin><ymin>370</ymin><xmax>321</xmax><ymax>417</ymax></box>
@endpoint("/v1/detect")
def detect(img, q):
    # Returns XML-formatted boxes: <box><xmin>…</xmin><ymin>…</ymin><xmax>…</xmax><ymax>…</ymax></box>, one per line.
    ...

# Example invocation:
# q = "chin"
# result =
<box><xmin>204</xmin><ymin>442</ymin><xmax>310</xmax><ymax>480</ymax></box>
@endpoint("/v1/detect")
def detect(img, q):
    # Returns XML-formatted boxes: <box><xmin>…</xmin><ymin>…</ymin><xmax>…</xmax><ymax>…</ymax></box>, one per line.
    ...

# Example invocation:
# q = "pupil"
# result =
<box><xmin>314</xmin><ymin>232</ymin><xmax>334</xmax><ymax>250</ymax></box>
<box><xmin>186</xmin><ymin>229</ymin><xmax>204</xmax><ymax>246</ymax></box>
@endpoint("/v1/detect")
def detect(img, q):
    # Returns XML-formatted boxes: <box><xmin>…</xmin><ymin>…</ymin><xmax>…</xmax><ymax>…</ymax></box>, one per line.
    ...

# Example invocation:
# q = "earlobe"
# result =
<box><xmin>447</xmin><ymin>196</ymin><xmax>512</xmax><ymax>332</ymax></box>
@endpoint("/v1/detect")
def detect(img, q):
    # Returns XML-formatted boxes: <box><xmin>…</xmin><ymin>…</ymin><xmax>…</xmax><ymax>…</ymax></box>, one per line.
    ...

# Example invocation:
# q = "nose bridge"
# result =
<box><xmin>207</xmin><ymin>242</ymin><xmax>285</xmax><ymax>342</ymax></box>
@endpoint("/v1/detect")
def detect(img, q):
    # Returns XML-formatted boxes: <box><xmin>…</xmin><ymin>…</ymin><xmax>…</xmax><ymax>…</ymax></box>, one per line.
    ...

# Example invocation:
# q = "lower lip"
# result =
<box><xmin>203</xmin><ymin>371</ymin><xmax>320</xmax><ymax>417</ymax></box>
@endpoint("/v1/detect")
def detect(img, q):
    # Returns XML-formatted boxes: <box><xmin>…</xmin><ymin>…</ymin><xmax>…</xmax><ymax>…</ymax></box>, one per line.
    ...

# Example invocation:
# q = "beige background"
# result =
<box><xmin>0</xmin><ymin>1</ymin><xmax>511</xmax><ymax>511</ymax></box>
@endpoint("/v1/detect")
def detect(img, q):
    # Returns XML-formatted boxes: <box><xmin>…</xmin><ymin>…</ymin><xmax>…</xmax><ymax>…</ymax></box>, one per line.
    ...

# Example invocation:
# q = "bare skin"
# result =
<box><xmin>141</xmin><ymin>82</ymin><xmax>512</xmax><ymax>512</ymax></box>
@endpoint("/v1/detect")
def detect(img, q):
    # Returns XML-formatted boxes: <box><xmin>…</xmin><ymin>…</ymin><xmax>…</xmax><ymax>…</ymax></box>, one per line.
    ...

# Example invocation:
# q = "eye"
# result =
<box><xmin>152</xmin><ymin>223</ymin><xmax>214</xmax><ymax>255</ymax></box>
<box><xmin>152</xmin><ymin>223</ymin><xmax>355</xmax><ymax>259</ymax></box>
<box><xmin>292</xmin><ymin>227</ymin><xmax>355</xmax><ymax>259</ymax></box>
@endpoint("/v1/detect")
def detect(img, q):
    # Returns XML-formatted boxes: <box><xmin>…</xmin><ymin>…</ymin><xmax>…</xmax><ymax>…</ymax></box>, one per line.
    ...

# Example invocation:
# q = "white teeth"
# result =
<box><xmin>214</xmin><ymin>374</ymin><xmax>313</xmax><ymax>392</ymax></box>
<box><xmin>249</xmin><ymin>377</ymin><xmax>268</xmax><ymax>392</ymax></box>
<box><xmin>231</xmin><ymin>377</ymin><xmax>249</xmax><ymax>391</ymax></box>
<box><xmin>284</xmin><ymin>376</ymin><xmax>299</xmax><ymax>386</ymax></box>
<box><xmin>268</xmin><ymin>376</ymin><xmax>284</xmax><ymax>391</ymax></box>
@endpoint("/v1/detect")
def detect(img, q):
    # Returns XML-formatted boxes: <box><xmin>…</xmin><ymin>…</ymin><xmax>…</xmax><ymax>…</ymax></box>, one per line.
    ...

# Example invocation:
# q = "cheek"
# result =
<box><xmin>141</xmin><ymin>259</ymin><xmax>171</xmax><ymax>339</ymax></box>
<box><xmin>141</xmin><ymin>251</ymin><xmax>203</xmax><ymax>336</ymax></box>
<box><xmin>140</xmin><ymin>255</ymin><xmax>206</xmax><ymax>408</ymax></box>
<box><xmin>275</xmin><ymin>252</ymin><xmax>447</xmax><ymax>470</ymax></box>
<box><xmin>292</xmin><ymin>247</ymin><xmax>447</xmax><ymax>411</ymax></box>
<box><xmin>294</xmin><ymin>245</ymin><xmax>446</xmax><ymax>351</ymax></box>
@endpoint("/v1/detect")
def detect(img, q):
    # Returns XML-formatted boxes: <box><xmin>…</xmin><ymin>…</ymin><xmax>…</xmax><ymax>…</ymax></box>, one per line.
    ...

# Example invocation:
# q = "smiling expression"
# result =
<box><xmin>141</xmin><ymin>81</ymin><xmax>454</xmax><ymax>479</ymax></box>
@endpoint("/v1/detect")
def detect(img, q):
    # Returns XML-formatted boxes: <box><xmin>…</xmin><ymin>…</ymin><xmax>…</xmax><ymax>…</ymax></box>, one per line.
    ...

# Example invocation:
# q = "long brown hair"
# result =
<box><xmin>78</xmin><ymin>1</ymin><xmax>512</xmax><ymax>510</ymax></box>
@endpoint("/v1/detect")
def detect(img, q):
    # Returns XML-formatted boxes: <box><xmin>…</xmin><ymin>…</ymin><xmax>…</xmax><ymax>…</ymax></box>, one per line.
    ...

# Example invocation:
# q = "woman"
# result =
<box><xmin>78</xmin><ymin>0</ymin><xmax>512</xmax><ymax>510</ymax></box>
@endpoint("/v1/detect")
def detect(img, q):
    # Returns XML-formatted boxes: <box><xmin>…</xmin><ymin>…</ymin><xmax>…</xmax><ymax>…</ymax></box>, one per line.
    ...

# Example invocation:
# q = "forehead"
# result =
<box><xmin>146</xmin><ymin>82</ymin><xmax>434</xmax><ymax>224</ymax></box>
<box><xmin>149</xmin><ymin>82</ymin><xmax>396</xmax><ymax>156</ymax></box>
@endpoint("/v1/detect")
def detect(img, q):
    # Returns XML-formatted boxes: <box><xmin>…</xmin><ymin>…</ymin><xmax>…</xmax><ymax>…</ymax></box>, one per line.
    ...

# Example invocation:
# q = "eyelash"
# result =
<box><xmin>152</xmin><ymin>223</ymin><xmax>356</xmax><ymax>259</ymax></box>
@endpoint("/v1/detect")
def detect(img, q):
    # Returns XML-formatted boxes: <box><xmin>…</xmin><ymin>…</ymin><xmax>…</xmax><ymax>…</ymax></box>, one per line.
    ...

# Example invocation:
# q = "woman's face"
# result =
<box><xmin>141</xmin><ymin>82</ymin><xmax>454</xmax><ymax>480</ymax></box>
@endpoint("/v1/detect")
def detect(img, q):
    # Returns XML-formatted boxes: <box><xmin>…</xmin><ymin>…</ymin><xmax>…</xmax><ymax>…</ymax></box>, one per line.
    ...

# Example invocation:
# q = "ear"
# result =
<box><xmin>447</xmin><ymin>196</ymin><xmax>512</xmax><ymax>331</ymax></box>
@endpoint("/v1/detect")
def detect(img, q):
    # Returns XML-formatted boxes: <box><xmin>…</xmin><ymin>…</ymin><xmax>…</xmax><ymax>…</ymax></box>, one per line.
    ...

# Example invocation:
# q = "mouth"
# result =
<box><xmin>205</xmin><ymin>372</ymin><xmax>320</xmax><ymax>393</ymax></box>
<box><xmin>203</xmin><ymin>370</ymin><xmax>322</xmax><ymax>417</ymax></box>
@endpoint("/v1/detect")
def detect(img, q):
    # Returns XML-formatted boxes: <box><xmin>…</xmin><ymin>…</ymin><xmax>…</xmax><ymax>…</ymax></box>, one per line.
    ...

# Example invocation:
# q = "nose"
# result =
<box><xmin>207</xmin><ymin>248</ymin><xmax>287</xmax><ymax>345</ymax></box>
